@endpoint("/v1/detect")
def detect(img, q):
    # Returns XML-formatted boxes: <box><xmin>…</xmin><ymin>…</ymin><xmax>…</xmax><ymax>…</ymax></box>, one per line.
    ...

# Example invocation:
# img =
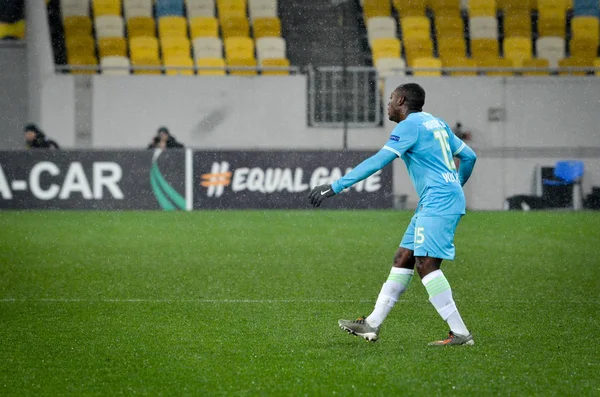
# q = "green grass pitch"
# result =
<box><xmin>1</xmin><ymin>211</ymin><xmax>599</xmax><ymax>396</ymax></box>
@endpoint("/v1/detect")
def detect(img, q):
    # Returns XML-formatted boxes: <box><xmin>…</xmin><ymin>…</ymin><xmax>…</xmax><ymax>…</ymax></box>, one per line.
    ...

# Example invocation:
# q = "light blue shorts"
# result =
<box><xmin>399</xmin><ymin>213</ymin><xmax>462</xmax><ymax>260</ymax></box>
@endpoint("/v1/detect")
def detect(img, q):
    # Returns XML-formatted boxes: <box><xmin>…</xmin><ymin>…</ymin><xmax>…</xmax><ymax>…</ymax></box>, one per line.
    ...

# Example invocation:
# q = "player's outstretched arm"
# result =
<box><xmin>454</xmin><ymin>144</ymin><xmax>477</xmax><ymax>186</ymax></box>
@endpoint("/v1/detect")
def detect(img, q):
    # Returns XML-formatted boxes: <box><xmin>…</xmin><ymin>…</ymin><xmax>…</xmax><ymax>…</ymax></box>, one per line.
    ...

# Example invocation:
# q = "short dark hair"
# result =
<box><xmin>395</xmin><ymin>83</ymin><xmax>426</xmax><ymax>111</ymax></box>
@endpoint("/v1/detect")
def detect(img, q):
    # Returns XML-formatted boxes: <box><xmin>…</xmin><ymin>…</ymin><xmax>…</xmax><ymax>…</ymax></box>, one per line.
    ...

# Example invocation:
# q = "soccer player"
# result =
<box><xmin>308</xmin><ymin>83</ymin><xmax>477</xmax><ymax>346</ymax></box>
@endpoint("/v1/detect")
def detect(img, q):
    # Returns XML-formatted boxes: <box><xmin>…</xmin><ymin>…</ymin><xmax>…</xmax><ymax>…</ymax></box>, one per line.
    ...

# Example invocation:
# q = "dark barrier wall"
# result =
<box><xmin>0</xmin><ymin>150</ymin><xmax>393</xmax><ymax>210</ymax></box>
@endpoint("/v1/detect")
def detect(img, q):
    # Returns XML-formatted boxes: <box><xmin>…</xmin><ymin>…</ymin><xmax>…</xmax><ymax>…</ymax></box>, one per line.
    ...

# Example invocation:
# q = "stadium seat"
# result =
<box><xmin>228</xmin><ymin>57</ymin><xmax>258</xmax><ymax>75</ymax></box>
<box><xmin>371</xmin><ymin>37</ymin><xmax>402</xmax><ymax>61</ymax></box>
<box><xmin>253</xmin><ymin>17</ymin><xmax>281</xmax><ymax>38</ymax></box>
<box><xmin>161</xmin><ymin>36</ymin><xmax>191</xmax><ymax>58</ymax></box>
<box><xmin>256</xmin><ymin>36</ymin><xmax>286</xmax><ymax>60</ymax></box>
<box><xmin>521</xmin><ymin>58</ymin><xmax>550</xmax><ymax>75</ymax></box>
<box><xmin>536</xmin><ymin>37</ymin><xmax>566</xmax><ymax>67</ymax></box>
<box><xmin>95</xmin><ymin>15</ymin><xmax>124</xmax><ymax>38</ymax></box>
<box><xmin>93</xmin><ymin>0</ymin><xmax>122</xmax><ymax>16</ymax></box>
<box><xmin>403</xmin><ymin>37</ymin><xmax>433</xmax><ymax>65</ymax></box>
<box><xmin>131</xmin><ymin>57</ymin><xmax>162</xmax><ymax>74</ymax></box>
<box><xmin>363</xmin><ymin>0</ymin><xmax>392</xmax><ymax>19</ymax></box>
<box><xmin>196</xmin><ymin>57</ymin><xmax>226</xmax><ymax>75</ymax></box>
<box><xmin>249</xmin><ymin>0</ymin><xmax>278</xmax><ymax>21</ymax></box>
<box><xmin>127</xmin><ymin>17</ymin><xmax>156</xmax><ymax>37</ymax></box>
<box><xmin>538</xmin><ymin>0</ymin><xmax>570</xmax><ymax>13</ymax></box>
<box><xmin>123</xmin><ymin>0</ymin><xmax>153</xmax><ymax>19</ymax></box>
<box><xmin>66</xmin><ymin>35</ymin><xmax>96</xmax><ymax>57</ymax></box>
<box><xmin>573</xmin><ymin>0</ymin><xmax>600</xmax><ymax>16</ymax></box>
<box><xmin>438</xmin><ymin>37</ymin><xmax>467</xmax><ymax>61</ymax></box>
<box><xmin>164</xmin><ymin>56</ymin><xmax>195</xmax><ymax>75</ymax></box>
<box><xmin>571</xmin><ymin>16</ymin><xmax>600</xmax><ymax>42</ymax></box>
<box><xmin>595</xmin><ymin>57</ymin><xmax>600</xmax><ymax>75</ymax></box>
<box><xmin>401</xmin><ymin>16</ymin><xmax>430</xmax><ymax>39</ymax></box>
<box><xmin>392</xmin><ymin>0</ymin><xmax>426</xmax><ymax>17</ymax></box>
<box><xmin>100</xmin><ymin>55</ymin><xmax>131</xmax><ymax>74</ymax></box>
<box><xmin>98</xmin><ymin>37</ymin><xmax>127</xmax><ymax>57</ymax></box>
<box><xmin>130</xmin><ymin>36</ymin><xmax>160</xmax><ymax>60</ymax></box>
<box><xmin>569</xmin><ymin>37</ymin><xmax>598</xmax><ymax>59</ymax></box>
<box><xmin>375</xmin><ymin>57</ymin><xmax>406</xmax><ymax>76</ymax></box>
<box><xmin>443</xmin><ymin>57</ymin><xmax>478</xmax><ymax>76</ymax></box>
<box><xmin>156</xmin><ymin>0</ymin><xmax>185</xmax><ymax>17</ymax></box>
<box><xmin>63</xmin><ymin>16</ymin><xmax>93</xmax><ymax>37</ymax></box>
<box><xmin>435</xmin><ymin>14</ymin><xmax>464</xmax><ymax>38</ymax></box>
<box><xmin>467</xmin><ymin>0</ymin><xmax>496</xmax><ymax>17</ymax></box>
<box><xmin>158</xmin><ymin>16</ymin><xmax>188</xmax><ymax>38</ymax></box>
<box><xmin>186</xmin><ymin>0</ymin><xmax>216</xmax><ymax>18</ymax></box>
<box><xmin>193</xmin><ymin>37</ymin><xmax>224</xmax><ymax>59</ymax></box>
<box><xmin>412</xmin><ymin>57</ymin><xmax>442</xmax><ymax>76</ymax></box>
<box><xmin>61</xmin><ymin>0</ymin><xmax>90</xmax><ymax>17</ymax></box>
<box><xmin>68</xmin><ymin>54</ymin><xmax>98</xmax><ymax>74</ymax></box>
<box><xmin>224</xmin><ymin>36</ymin><xmax>254</xmax><ymax>59</ymax></box>
<box><xmin>221</xmin><ymin>17</ymin><xmax>251</xmax><ymax>38</ymax></box>
<box><xmin>0</xmin><ymin>23</ymin><xmax>9</xmax><ymax>39</ymax></box>
<box><xmin>558</xmin><ymin>56</ymin><xmax>593</xmax><ymax>75</ymax></box>
<box><xmin>503</xmin><ymin>11</ymin><xmax>532</xmax><ymax>38</ymax></box>
<box><xmin>2</xmin><ymin>20</ymin><xmax>25</xmax><ymax>40</ymax></box>
<box><xmin>537</xmin><ymin>9</ymin><xmax>567</xmax><ymax>38</ymax></box>
<box><xmin>190</xmin><ymin>17</ymin><xmax>219</xmax><ymax>38</ymax></box>
<box><xmin>504</xmin><ymin>37</ymin><xmax>532</xmax><ymax>66</ymax></box>
<box><xmin>261</xmin><ymin>58</ymin><xmax>290</xmax><ymax>75</ymax></box>
<box><xmin>497</xmin><ymin>0</ymin><xmax>532</xmax><ymax>11</ymax></box>
<box><xmin>217</xmin><ymin>0</ymin><xmax>247</xmax><ymax>21</ymax></box>
<box><xmin>366</xmin><ymin>16</ymin><xmax>397</xmax><ymax>45</ymax></box>
<box><xmin>469</xmin><ymin>16</ymin><xmax>498</xmax><ymax>39</ymax></box>
<box><xmin>477</xmin><ymin>57</ymin><xmax>516</xmax><ymax>76</ymax></box>
<box><xmin>471</xmin><ymin>38</ymin><xmax>500</xmax><ymax>59</ymax></box>
<box><xmin>428</xmin><ymin>0</ymin><xmax>461</xmax><ymax>15</ymax></box>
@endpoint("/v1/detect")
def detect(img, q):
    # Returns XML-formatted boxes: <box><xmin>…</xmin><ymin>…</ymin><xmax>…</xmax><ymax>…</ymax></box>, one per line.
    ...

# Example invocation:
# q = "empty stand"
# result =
<box><xmin>101</xmin><ymin>55</ymin><xmax>131</xmax><ymax>74</ymax></box>
<box><xmin>256</xmin><ymin>37</ymin><xmax>286</xmax><ymax>60</ymax></box>
<box><xmin>190</xmin><ymin>17</ymin><xmax>219</xmax><ymax>38</ymax></box>
<box><xmin>124</xmin><ymin>0</ymin><xmax>153</xmax><ymax>19</ymax></box>
<box><xmin>95</xmin><ymin>15</ymin><xmax>124</xmax><ymax>38</ymax></box>
<box><xmin>186</xmin><ymin>0</ymin><xmax>216</xmax><ymax>18</ymax></box>
<box><xmin>249</xmin><ymin>0</ymin><xmax>278</xmax><ymax>21</ymax></box>
<box><xmin>375</xmin><ymin>57</ymin><xmax>406</xmax><ymax>76</ymax></box>
<box><xmin>127</xmin><ymin>17</ymin><xmax>156</xmax><ymax>37</ymax></box>
<box><xmin>193</xmin><ymin>37</ymin><xmax>224</xmax><ymax>59</ymax></box>
<box><xmin>469</xmin><ymin>16</ymin><xmax>498</xmax><ymax>39</ymax></box>
<box><xmin>261</xmin><ymin>58</ymin><xmax>290</xmax><ymax>75</ymax></box>
<box><xmin>536</xmin><ymin>36</ymin><xmax>566</xmax><ymax>67</ymax></box>
<box><xmin>367</xmin><ymin>17</ymin><xmax>396</xmax><ymax>45</ymax></box>
<box><xmin>412</xmin><ymin>57</ymin><xmax>442</xmax><ymax>76</ymax></box>
<box><xmin>196</xmin><ymin>57</ymin><xmax>226</xmax><ymax>75</ymax></box>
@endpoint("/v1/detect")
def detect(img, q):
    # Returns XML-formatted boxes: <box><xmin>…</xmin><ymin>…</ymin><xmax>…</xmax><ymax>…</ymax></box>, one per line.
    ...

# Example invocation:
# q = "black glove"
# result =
<box><xmin>308</xmin><ymin>184</ymin><xmax>336</xmax><ymax>208</ymax></box>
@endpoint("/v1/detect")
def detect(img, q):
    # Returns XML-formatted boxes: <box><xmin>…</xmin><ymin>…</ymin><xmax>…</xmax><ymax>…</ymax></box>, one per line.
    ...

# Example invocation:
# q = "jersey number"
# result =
<box><xmin>433</xmin><ymin>130</ymin><xmax>456</xmax><ymax>171</ymax></box>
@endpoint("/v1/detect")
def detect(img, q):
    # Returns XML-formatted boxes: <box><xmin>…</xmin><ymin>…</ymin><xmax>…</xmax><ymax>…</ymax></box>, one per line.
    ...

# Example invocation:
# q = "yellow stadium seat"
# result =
<box><xmin>571</xmin><ymin>16</ymin><xmax>600</xmax><ymax>42</ymax></box>
<box><xmin>371</xmin><ymin>37</ymin><xmax>402</xmax><ymax>60</ymax></box>
<box><xmin>412</xmin><ymin>57</ymin><xmax>442</xmax><ymax>76</ymax></box>
<box><xmin>224</xmin><ymin>36</ymin><xmax>254</xmax><ymax>59</ymax></box>
<box><xmin>0</xmin><ymin>23</ymin><xmax>9</xmax><ymax>39</ymax></box>
<box><xmin>428</xmin><ymin>0</ymin><xmax>460</xmax><ymax>15</ymax></box>
<box><xmin>127</xmin><ymin>17</ymin><xmax>156</xmax><ymax>38</ymax></box>
<box><xmin>66</xmin><ymin>35</ymin><xmax>96</xmax><ymax>57</ymax></box>
<box><xmin>393</xmin><ymin>0</ymin><xmax>426</xmax><ymax>17</ymax></box>
<box><xmin>438</xmin><ymin>37</ymin><xmax>467</xmax><ymax>61</ymax></box>
<box><xmin>503</xmin><ymin>11</ymin><xmax>531</xmax><ymax>38</ymax></box>
<box><xmin>363</xmin><ymin>0</ymin><xmax>391</xmax><ymax>19</ymax></box>
<box><xmin>503</xmin><ymin>37</ymin><xmax>532</xmax><ymax>66</ymax></box>
<box><xmin>261</xmin><ymin>58</ymin><xmax>290</xmax><ymax>75</ymax></box>
<box><xmin>228</xmin><ymin>57</ymin><xmax>258</xmax><ymax>75</ymax></box>
<box><xmin>569</xmin><ymin>38</ymin><xmax>598</xmax><ymax>60</ymax></box>
<box><xmin>190</xmin><ymin>17</ymin><xmax>219</xmax><ymax>38</ymax></box>
<box><xmin>196</xmin><ymin>57</ymin><xmax>226</xmax><ymax>75</ymax></box>
<box><xmin>68</xmin><ymin>54</ymin><xmax>98</xmax><ymax>74</ymax></box>
<box><xmin>130</xmin><ymin>36</ymin><xmax>159</xmax><ymax>60</ymax></box>
<box><xmin>443</xmin><ymin>57</ymin><xmax>478</xmax><ymax>76</ymax></box>
<box><xmin>558</xmin><ymin>57</ymin><xmax>593</xmax><ymax>75</ymax></box>
<box><xmin>497</xmin><ymin>0</ymin><xmax>532</xmax><ymax>11</ymax></box>
<box><xmin>470</xmin><ymin>38</ymin><xmax>499</xmax><ymax>59</ymax></box>
<box><xmin>158</xmin><ymin>16</ymin><xmax>188</xmax><ymax>38</ymax></box>
<box><xmin>161</xmin><ymin>36</ymin><xmax>191</xmax><ymax>58</ymax></box>
<box><xmin>401</xmin><ymin>16</ymin><xmax>430</xmax><ymax>39</ymax></box>
<box><xmin>253</xmin><ymin>17</ymin><xmax>281</xmax><ymax>38</ymax></box>
<box><xmin>221</xmin><ymin>17</ymin><xmax>250</xmax><ymax>38</ymax></box>
<box><xmin>468</xmin><ymin>0</ymin><xmax>496</xmax><ymax>17</ymax></box>
<box><xmin>218</xmin><ymin>0</ymin><xmax>247</xmax><ymax>21</ymax></box>
<box><xmin>595</xmin><ymin>58</ymin><xmax>600</xmax><ymax>75</ymax></box>
<box><xmin>98</xmin><ymin>37</ymin><xmax>127</xmax><ymax>57</ymax></box>
<box><xmin>63</xmin><ymin>16</ymin><xmax>93</xmax><ymax>37</ymax></box>
<box><xmin>521</xmin><ymin>58</ymin><xmax>550</xmax><ymax>75</ymax></box>
<box><xmin>477</xmin><ymin>57</ymin><xmax>516</xmax><ymax>76</ymax></box>
<box><xmin>164</xmin><ymin>56</ymin><xmax>195</xmax><ymax>75</ymax></box>
<box><xmin>435</xmin><ymin>14</ymin><xmax>464</xmax><ymax>38</ymax></box>
<box><xmin>537</xmin><ymin>9</ymin><xmax>566</xmax><ymax>38</ymax></box>
<box><xmin>93</xmin><ymin>0</ymin><xmax>122</xmax><ymax>16</ymax></box>
<box><xmin>3</xmin><ymin>20</ymin><xmax>26</xmax><ymax>39</ymax></box>
<box><xmin>403</xmin><ymin>36</ymin><xmax>433</xmax><ymax>64</ymax></box>
<box><xmin>131</xmin><ymin>57</ymin><xmax>162</xmax><ymax>74</ymax></box>
<box><xmin>217</xmin><ymin>0</ymin><xmax>246</xmax><ymax>9</ymax></box>
<box><xmin>538</xmin><ymin>0</ymin><xmax>570</xmax><ymax>13</ymax></box>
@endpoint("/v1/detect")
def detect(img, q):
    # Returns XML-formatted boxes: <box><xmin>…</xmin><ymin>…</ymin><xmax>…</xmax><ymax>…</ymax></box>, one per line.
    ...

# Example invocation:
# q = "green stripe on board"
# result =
<box><xmin>150</xmin><ymin>170</ymin><xmax>176</xmax><ymax>211</ymax></box>
<box><xmin>151</xmin><ymin>163</ymin><xmax>186</xmax><ymax>210</ymax></box>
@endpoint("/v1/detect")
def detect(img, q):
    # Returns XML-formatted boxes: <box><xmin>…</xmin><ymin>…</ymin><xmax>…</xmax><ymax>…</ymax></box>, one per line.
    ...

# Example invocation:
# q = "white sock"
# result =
<box><xmin>366</xmin><ymin>267</ymin><xmax>414</xmax><ymax>328</ymax></box>
<box><xmin>422</xmin><ymin>270</ymin><xmax>469</xmax><ymax>336</ymax></box>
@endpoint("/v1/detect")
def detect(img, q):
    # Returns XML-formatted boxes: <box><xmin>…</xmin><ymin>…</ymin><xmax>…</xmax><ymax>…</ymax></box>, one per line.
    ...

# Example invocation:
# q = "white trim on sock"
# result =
<box><xmin>390</xmin><ymin>267</ymin><xmax>414</xmax><ymax>275</ymax></box>
<box><xmin>421</xmin><ymin>269</ymin><xmax>443</xmax><ymax>285</ymax></box>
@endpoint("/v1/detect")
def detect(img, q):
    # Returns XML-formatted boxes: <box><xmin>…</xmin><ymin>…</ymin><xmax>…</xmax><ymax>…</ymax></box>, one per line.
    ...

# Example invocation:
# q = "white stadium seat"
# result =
<box><xmin>95</xmin><ymin>15</ymin><xmax>125</xmax><ymax>38</ymax></box>
<box><xmin>256</xmin><ymin>36</ymin><xmax>286</xmax><ymax>61</ymax></box>
<box><xmin>186</xmin><ymin>0</ymin><xmax>216</xmax><ymax>18</ymax></box>
<box><xmin>249</xmin><ymin>0</ymin><xmax>278</xmax><ymax>21</ymax></box>
<box><xmin>375</xmin><ymin>57</ymin><xmax>406</xmax><ymax>76</ymax></box>
<box><xmin>367</xmin><ymin>16</ymin><xmax>397</xmax><ymax>45</ymax></box>
<box><xmin>101</xmin><ymin>56</ymin><xmax>131</xmax><ymax>75</ymax></box>
<box><xmin>123</xmin><ymin>0</ymin><xmax>153</xmax><ymax>19</ymax></box>
<box><xmin>536</xmin><ymin>36</ymin><xmax>565</xmax><ymax>68</ymax></box>
<box><xmin>469</xmin><ymin>16</ymin><xmax>498</xmax><ymax>39</ymax></box>
<box><xmin>61</xmin><ymin>0</ymin><xmax>89</xmax><ymax>17</ymax></box>
<box><xmin>193</xmin><ymin>37</ymin><xmax>224</xmax><ymax>59</ymax></box>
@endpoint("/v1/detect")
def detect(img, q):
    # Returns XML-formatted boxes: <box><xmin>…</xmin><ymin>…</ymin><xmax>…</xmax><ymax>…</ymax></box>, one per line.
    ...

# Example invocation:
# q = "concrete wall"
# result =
<box><xmin>0</xmin><ymin>42</ymin><xmax>28</xmax><ymax>149</ymax></box>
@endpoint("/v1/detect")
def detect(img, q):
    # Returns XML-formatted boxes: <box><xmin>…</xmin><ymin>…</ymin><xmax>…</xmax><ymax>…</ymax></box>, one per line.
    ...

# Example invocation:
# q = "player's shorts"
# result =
<box><xmin>399</xmin><ymin>213</ymin><xmax>462</xmax><ymax>260</ymax></box>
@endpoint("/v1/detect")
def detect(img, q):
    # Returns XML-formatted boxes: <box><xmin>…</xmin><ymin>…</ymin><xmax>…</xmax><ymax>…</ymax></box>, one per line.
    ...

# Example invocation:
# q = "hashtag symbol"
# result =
<box><xmin>201</xmin><ymin>162</ymin><xmax>231</xmax><ymax>197</ymax></box>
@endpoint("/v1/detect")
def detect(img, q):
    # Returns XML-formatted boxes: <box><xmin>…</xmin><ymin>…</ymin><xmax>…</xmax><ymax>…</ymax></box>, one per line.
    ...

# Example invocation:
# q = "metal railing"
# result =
<box><xmin>54</xmin><ymin>64</ymin><xmax>302</xmax><ymax>74</ymax></box>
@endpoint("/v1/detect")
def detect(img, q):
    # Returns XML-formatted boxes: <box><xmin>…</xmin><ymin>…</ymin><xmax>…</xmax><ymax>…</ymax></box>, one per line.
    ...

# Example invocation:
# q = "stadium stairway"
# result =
<box><xmin>279</xmin><ymin>0</ymin><xmax>370</xmax><ymax>67</ymax></box>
